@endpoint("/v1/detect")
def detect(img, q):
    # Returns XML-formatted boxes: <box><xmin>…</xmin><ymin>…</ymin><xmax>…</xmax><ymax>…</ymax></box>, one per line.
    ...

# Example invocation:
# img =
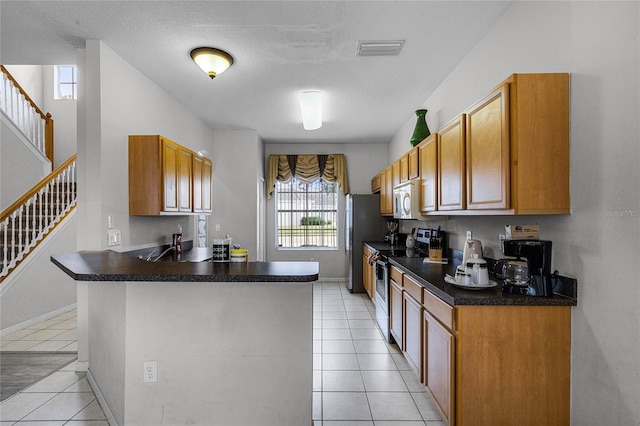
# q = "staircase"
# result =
<box><xmin>0</xmin><ymin>156</ymin><xmax>77</xmax><ymax>281</ymax></box>
<box><xmin>0</xmin><ymin>65</ymin><xmax>75</xmax><ymax>282</ymax></box>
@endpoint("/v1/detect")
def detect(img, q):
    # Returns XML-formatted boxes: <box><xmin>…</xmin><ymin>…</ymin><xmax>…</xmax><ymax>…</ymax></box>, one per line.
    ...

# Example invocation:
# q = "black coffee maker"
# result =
<box><xmin>501</xmin><ymin>239</ymin><xmax>553</xmax><ymax>297</ymax></box>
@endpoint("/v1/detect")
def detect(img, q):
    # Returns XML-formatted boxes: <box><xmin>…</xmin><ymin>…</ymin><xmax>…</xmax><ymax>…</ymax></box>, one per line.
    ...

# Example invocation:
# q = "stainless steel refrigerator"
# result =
<box><xmin>345</xmin><ymin>193</ymin><xmax>387</xmax><ymax>292</ymax></box>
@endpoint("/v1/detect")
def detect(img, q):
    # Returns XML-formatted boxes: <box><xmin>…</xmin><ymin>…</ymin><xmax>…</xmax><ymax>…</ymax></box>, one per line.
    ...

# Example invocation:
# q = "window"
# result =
<box><xmin>54</xmin><ymin>65</ymin><xmax>77</xmax><ymax>100</ymax></box>
<box><xmin>276</xmin><ymin>178</ymin><xmax>338</xmax><ymax>249</ymax></box>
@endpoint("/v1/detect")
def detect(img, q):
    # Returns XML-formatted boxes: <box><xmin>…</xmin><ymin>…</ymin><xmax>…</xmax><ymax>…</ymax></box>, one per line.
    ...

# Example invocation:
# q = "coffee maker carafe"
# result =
<box><xmin>501</xmin><ymin>239</ymin><xmax>553</xmax><ymax>297</ymax></box>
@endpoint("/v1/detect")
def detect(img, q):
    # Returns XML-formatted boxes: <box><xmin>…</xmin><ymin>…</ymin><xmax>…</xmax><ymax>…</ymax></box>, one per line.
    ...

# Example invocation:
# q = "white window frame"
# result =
<box><xmin>54</xmin><ymin>65</ymin><xmax>77</xmax><ymax>100</ymax></box>
<box><xmin>275</xmin><ymin>178</ymin><xmax>338</xmax><ymax>250</ymax></box>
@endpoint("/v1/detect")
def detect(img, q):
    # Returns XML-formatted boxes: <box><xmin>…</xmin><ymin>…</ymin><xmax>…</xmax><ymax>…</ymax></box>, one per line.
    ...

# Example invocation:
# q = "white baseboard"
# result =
<box><xmin>87</xmin><ymin>368</ymin><xmax>119</xmax><ymax>426</ymax></box>
<box><xmin>0</xmin><ymin>303</ymin><xmax>77</xmax><ymax>337</ymax></box>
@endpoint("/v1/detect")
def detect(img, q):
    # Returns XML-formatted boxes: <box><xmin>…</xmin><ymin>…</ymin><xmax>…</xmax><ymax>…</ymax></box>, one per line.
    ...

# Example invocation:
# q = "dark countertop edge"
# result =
<box><xmin>51</xmin><ymin>251</ymin><xmax>319</xmax><ymax>283</ymax></box>
<box><xmin>386</xmin><ymin>254</ymin><xmax>577</xmax><ymax>308</ymax></box>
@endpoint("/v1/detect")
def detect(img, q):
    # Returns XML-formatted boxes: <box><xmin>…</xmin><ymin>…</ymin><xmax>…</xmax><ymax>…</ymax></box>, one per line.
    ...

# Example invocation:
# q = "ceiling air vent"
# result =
<box><xmin>357</xmin><ymin>40</ymin><xmax>405</xmax><ymax>57</ymax></box>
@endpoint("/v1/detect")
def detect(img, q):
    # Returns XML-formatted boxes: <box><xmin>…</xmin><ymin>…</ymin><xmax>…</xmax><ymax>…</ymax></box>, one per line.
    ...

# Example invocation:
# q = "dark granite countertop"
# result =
<box><xmin>365</xmin><ymin>241</ymin><xmax>577</xmax><ymax>307</ymax></box>
<box><xmin>51</xmin><ymin>250</ymin><xmax>319</xmax><ymax>283</ymax></box>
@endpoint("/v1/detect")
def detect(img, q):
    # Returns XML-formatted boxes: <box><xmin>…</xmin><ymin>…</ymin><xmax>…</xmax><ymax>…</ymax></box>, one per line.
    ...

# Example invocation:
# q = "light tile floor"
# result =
<box><xmin>1</xmin><ymin>281</ymin><xmax>444</xmax><ymax>425</ymax></box>
<box><xmin>1</xmin><ymin>310</ymin><xmax>78</xmax><ymax>353</ymax></box>
<box><xmin>313</xmin><ymin>281</ymin><xmax>444</xmax><ymax>426</ymax></box>
<box><xmin>1</xmin><ymin>310</ymin><xmax>108</xmax><ymax>425</ymax></box>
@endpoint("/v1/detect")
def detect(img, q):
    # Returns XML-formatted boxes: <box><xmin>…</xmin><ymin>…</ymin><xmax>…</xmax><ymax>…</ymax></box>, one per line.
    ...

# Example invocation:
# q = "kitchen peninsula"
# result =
<box><xmin>51</xmin><ymin>251</ymin><xmax>318</xmax><ymax>426</ymax></box>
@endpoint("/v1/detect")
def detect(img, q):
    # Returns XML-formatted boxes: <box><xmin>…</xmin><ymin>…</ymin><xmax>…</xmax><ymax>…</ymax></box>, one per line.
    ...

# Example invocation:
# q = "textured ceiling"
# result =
<box><xmin>0</xmin><ymin>1</ymin><xmax>512</xmax><ymax>144</ymax></box>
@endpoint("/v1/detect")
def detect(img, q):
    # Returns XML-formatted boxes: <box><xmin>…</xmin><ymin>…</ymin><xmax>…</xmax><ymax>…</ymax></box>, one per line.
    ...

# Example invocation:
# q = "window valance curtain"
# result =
<box><xmin>267</xmin><ymin>154</ymin><xmax>349</xmax><ymax>198</ymax></box>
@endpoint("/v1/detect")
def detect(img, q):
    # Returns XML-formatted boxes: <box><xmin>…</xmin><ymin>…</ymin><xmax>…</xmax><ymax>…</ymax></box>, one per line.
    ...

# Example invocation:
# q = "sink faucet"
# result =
<box><xmin>152</xmin><ymin>246</ymin><xmax>175</xmax><ymax>262</ymax></box>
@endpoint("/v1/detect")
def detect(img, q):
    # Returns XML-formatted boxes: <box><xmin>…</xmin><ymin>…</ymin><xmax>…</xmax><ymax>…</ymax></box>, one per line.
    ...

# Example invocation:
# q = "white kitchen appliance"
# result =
<box><xmin>393</xmin><ymin>178</ymin><xmax>422</xmax><ymax>219</ymax></box>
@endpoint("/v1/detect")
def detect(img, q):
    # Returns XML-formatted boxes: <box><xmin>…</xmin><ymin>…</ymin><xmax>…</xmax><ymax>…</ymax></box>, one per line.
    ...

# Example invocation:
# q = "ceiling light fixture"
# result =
<box><xmin>298</xmin><ymin>91</ymin><xmax>322</xmax><ymax>130</ymax></box>
<box><xmin>190</xmin><ymin>47</ymin><xmax>234</xmax><ymax>79</ymax></box>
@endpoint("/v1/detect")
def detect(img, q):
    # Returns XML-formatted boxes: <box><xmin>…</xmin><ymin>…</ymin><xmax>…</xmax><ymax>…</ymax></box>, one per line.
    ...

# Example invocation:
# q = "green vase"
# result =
<box><xmin>410</xmin><ymin>109</ymin><xmax>431</xmax><ymax>147</ymax></box>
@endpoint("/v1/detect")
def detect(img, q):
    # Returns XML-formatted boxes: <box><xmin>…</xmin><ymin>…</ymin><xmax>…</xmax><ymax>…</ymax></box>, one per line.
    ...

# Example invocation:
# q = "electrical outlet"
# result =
<box><xmin>499</xmin><ymin>234</ymin><xmax>506</xmax><ymax>243</ymax></box>
<box><xmin>215</xmin><ymin>223</ymin><xmax>221</xmax><ymax>232</ymax></box>
<box><xmin>108</xmin><ymin>215</ymin><xmax>114</xmax><ymax>229</ymax></box>
<box><xmin>144</xmin><ymin>361</ymin><xmax>158</xmax><ymax>383</ymax></box>
<box><xmin>466</xmin><ymin>230</ymin><xmax>472</xmax><ymax>240</ymax></box>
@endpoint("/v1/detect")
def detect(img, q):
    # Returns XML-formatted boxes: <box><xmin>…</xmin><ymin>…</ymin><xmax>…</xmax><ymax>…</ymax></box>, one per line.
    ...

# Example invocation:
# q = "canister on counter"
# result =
<box><xmin>230</xmin><ymin>249</ymin><xmax>248</xmax><ymax>263</ymax></box>
<box><xmin>212</xmin><ymin>238</ymin><xmax>231</xmax><ymax>262</ymax></box>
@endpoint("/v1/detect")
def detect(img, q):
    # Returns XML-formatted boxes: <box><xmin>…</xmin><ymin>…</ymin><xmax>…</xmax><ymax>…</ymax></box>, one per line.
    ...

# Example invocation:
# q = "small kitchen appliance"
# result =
<box><xmin>494</xmin><ymin>258</ymin><xmax>529</xmax><ymax>287</ymax></box>
<box><xmin>462</xmin><ymin>239</ymin><xmax>483</xmax><ymax>264</ymax></box>
<box><xmin>385</xmin><ymin>220</ymin><xmax>400</xmax><ymax>245</ymax></box>
<box><xmin>393</xmin><ymin>178</ymin><xmax>422</xmax><ymax>219</ymax></box>
<box><xmin>501</xmin><ymin>239</ymin><xmax>553</xmax><ymax>297</ymax></box>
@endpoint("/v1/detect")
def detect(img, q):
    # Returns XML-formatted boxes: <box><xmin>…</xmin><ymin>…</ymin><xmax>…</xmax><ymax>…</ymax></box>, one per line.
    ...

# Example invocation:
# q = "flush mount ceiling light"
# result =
<box><xmin>298</xmin><ymin>91</ymin><xmax>322</xmax><ymax>131</ymax></box>
<box><xmin>190</xmin><ymin>47</ymin><xmax>234</xmax><ymax>79</ymax></box>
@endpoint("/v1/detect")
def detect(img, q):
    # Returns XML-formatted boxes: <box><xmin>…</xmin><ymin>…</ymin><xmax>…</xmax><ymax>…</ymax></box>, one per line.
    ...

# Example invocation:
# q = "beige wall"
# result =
<box><xmin>388</xmin><ymin>3</ymin><xmax>640</xmax><ymax>424</ymax></box>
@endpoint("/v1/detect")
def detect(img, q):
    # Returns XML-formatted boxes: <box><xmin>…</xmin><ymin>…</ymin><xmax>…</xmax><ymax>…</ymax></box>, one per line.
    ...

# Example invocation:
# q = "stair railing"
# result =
<box><xmin>0</xmin><ymin>155</ymin><xmax>76</xmax><ymax>281</ymax></box>
<box><xmin>0</xmin><ymin>65</ymin><xmax>54</xmax><ymax>164</ymax></box>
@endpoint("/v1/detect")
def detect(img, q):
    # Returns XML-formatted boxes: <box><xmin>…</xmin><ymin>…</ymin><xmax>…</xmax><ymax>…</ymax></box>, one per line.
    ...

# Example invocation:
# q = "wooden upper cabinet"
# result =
<box><xmin>371</xmin><ymin>173</ymin><xmax>381</xmax><ymax>193</ymax></box>
<box><xmin>418</xmin><ymin>134</ymin><xmax>437</xmax><ymax>213</ymax></box>
<box><xmin>438</xmin><ymin>115</ymin><xmax>466</xmax><ymax>211</ymax></box>
<box><xmin>129</xmin><ymin>135</ymin><xmax>211</xmax><ymax>216</ymax></box>
<box><xmin>177</xmin><ymin>147</ymin><xmax>193</xmax><ymax>212</ymax></box>
<box><xmin>508</xmin><ymin>73</ymin><xmax>570</xmax><ymax>214</ymax></box>
<box><xmin>466</xmin><ymin>84</ymin><xmax>510</xmax><ymax>210</ymax></box>
<box><xmin>465</xmin><ymin>73</ymin><xmax>570</xmax><ymax>213</ymax></box>
<box><xmin>392</xmin><ymin>159</ymin><xmax>402</xmax><ymax>189</ymax></box>
<box><xmin>399</xmin><ymin>154</ymin><xmax>410</xmax><ymax>183</ymax></box>
<box><xmin>380</xmin><ymin>165</ymin><xmax>393</xmax><ymax>215</ymax></box>
<box><xmin>408</xmin><ymin>146</ymin><xmax>419</xmax><ymax>180</ymax></box>
<box><xmin>161</xmin><ymin>139</ymin><xmax>180</xmax><ymax>212</ymax></box>
<box><xmin>193</xmin><ymin>155</ymin><xmax>213</xmax><ymax>213</ymax></box>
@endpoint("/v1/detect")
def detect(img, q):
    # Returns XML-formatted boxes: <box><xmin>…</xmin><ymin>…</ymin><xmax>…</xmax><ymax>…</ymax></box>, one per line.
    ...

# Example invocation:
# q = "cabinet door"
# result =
<box><xmin>389</xmin><ymin>278</ymin><xmax>403</xmax><ymax>349</ymax></box>
<box><xmin>408</xmin><ymin>147</ymin><xmax>419</xmax><ymax>180</ymax></box>
<box><xmin>362</xmin><ymin>253</ymin><xmax>372</xmax><ymax>299</ymax></box>
<box><xmin>161</xmin><ymin>139</ymin><xmax>180</xmax><ymax>212</ymax></box>
<box><xmin>201</xmin><ymin>158</ymin><xmax>212</xmax><ymax>213</ymax></box>
<box><xmin>381</xmin><ymin>165</ymin><xmax>393</xmax><ymax>215</ymax></box>
<box><xmin>424</xmin><ymin>310</ymin><xmax>455</xmax><ymax>425</ymax></box>
<box><xmin>466</xmin><ymin>84</ymin><xmax>510</xmax><ymax>209</ymax></box>
<box><xmin>403</xmin><ymin>292</ymin><xmax>423</xmax><ymax>380</ymax></box>
<box><xmin>193</xmin><ymin>155</ymin><xmax>203</xmax><ymax>212</ymax></box>
<box><xmin>193</xmin><ymin>156</ymin><xmax>212</xmax><ymax>213</ymax></box>
<box><xmin>438</xmin><ymin>115</ymin><xmax>466</xmax><ymax>210</ymax></box>
<box><xmin>371</xmin><ymin>173</ymin><xmax>381</xmax><ymax>193</ymax></box>
<box><xmin>178</xmin><ymin>147</ymin><xmax>193</xmax><ymax>212</ymax></box>
<box><xmin>392</xmin><ymin>159</ymin><xmax>401</xmax><ymax>189</ymax></box>
<box><xmin>418</xmin><ymin>134</ymin><xmax>437</xmax><ymax>212</ymax></box>
<box><xmin>399</xmin><ymin>154</ymin><xmax>409</xmax><ymax>183</ymax></box>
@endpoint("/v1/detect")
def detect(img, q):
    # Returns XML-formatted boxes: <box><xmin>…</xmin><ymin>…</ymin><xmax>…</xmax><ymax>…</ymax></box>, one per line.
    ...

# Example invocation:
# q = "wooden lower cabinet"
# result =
<box><xmin>455</xmin><ymin>305</ymin><xmax>571</xmax><ymax>426</ymax></box>
<box><xmin>389</xmin><ymin>278</ymin><xmax>403</xmax><ymax>349</ymax></box>
<box><xmin>420</xmin><ymin>302</ymin><xmax>571</xmax><ymax>426</ymax></box>
<box><xmin>403</xmin><ymin>291</ymin><xmax>423</xmax><ymax>380</ymax></box>
<box><xmin>362</xmin><ymin>246</ymin><xmax>375</xmax><ymax>300</ymax></box>
<box><xmin>423</xmin><ymin>310</ymin><xmax>455</xmax><ymax>424</ymax></box>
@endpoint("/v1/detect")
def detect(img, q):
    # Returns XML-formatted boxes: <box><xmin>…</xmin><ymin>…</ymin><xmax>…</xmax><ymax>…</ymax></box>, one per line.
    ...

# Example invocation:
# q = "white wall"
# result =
<box><xmin>0</xmin><ymin>214</ymin><xmax>78</xmax><ymax>331</ymax></box>
<box><xmin>209</xmin><ymin>129</ymin><xmax>263</xmax><ymax>260</ymax></box>
<box><xmin>389</xmin><ymin>3</ymin><xmax>640</xmax><ymax>424</ymax></box>
<box><xmin>0</xmin><ymin>118</ymin><xmax>49</xmax><ymax>209</ymax></box>
<box><xmin>77</xmin><ymin>40</ymin><xmax>217</xmax><ymax>251</ymax></box>
<box><xmin>264</xmin><ymin>142</ymin><xmax>388</xmax><ymax>278</ymax></box>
